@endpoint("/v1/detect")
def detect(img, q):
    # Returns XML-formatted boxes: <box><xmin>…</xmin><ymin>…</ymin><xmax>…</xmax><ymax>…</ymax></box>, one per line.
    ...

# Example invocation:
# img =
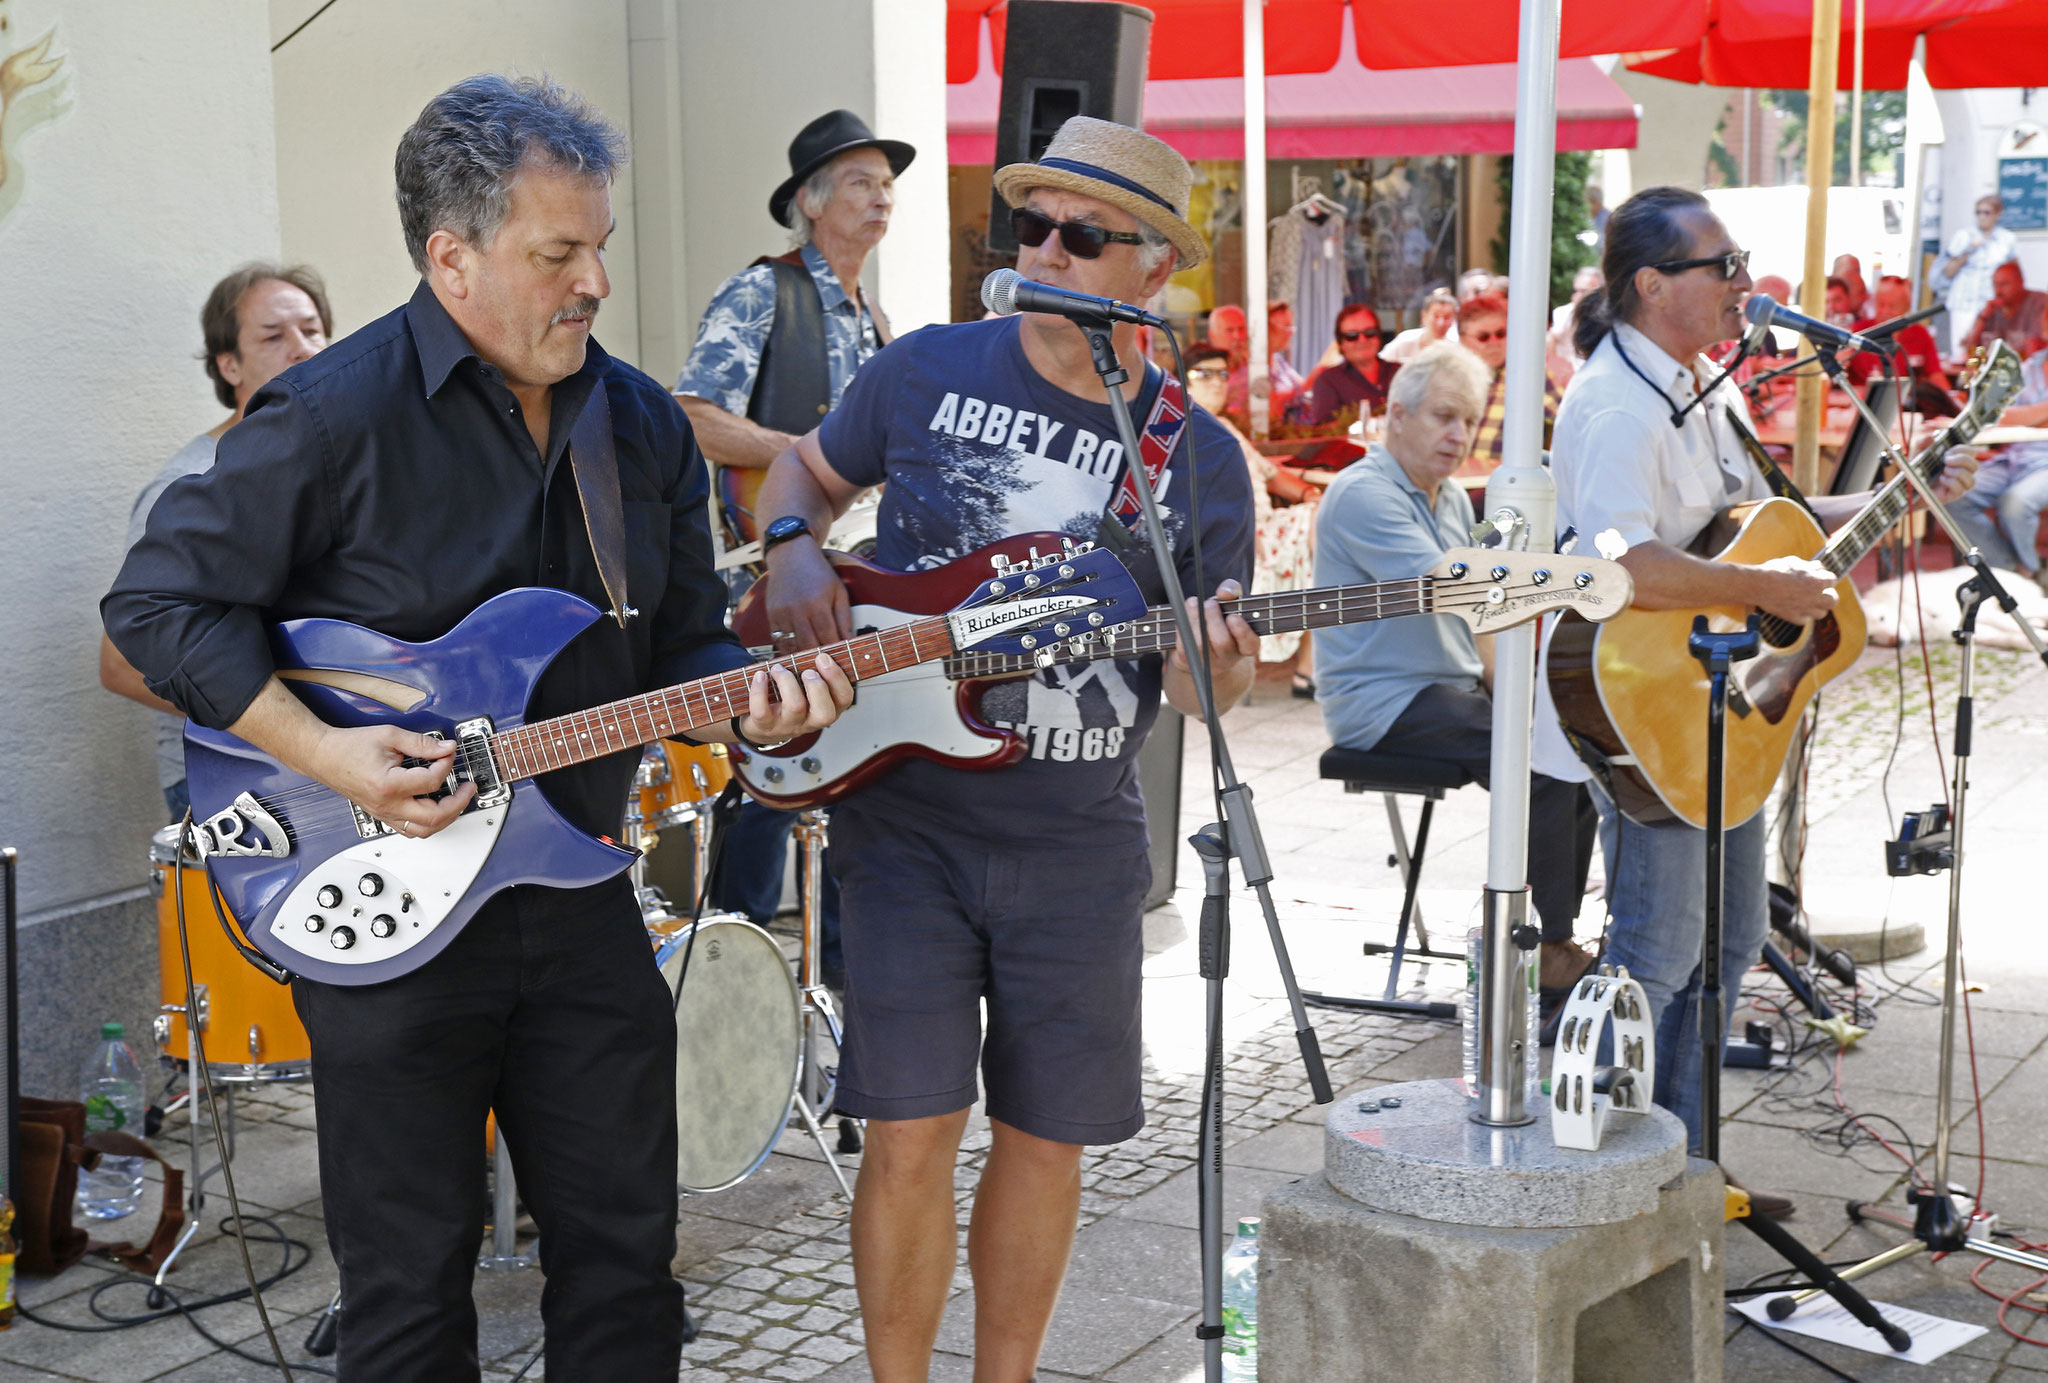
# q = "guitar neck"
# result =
<box><xmin>1816</xmin><ymin>408</ymin><xmax>1984</xmax><ymax>578</ymax></box>
<box><xmin>941</xmin><ymin>579</ymin><xmax>1441</xmax><ymax>678</ymax></box>
<box><xmin>491</xmin><ymin>616</ymin><xmax>957</xmax><ymax>780</ymax></box>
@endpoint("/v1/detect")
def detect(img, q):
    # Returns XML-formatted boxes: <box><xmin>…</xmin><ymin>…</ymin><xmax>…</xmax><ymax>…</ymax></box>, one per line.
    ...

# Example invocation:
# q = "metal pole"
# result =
<box><xmin>1471</xmin><ymin>0</ymin><xmax>1560</xmax><ymax>1129</ymax></box>
<box><xmin>1850</xmin><ymin>0</ymin><xmax>1865</xmax><ymax>188</ymax></box>
<box><xmin>1243</xmin><ymin>0</ymin><xmax>1269</xmax><ymax>439</ymax></box>
<box><xmin>1794</xmin><ymin>0</ymin><xmax>1843</xmax><ymax>495</ymax></box>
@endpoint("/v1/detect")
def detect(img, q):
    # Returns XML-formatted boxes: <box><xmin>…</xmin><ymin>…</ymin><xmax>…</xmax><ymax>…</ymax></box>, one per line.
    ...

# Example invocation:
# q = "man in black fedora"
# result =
<box><xmin>673</xmin><ymin>109</ymin><xmax>913</xmax><ymax>982</ymax></box>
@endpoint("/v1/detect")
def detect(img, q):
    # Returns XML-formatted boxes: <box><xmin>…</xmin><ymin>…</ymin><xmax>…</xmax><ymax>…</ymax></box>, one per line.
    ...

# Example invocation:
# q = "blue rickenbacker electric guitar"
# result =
<box><xmin>183</xmin><ymin>542</ymin><xmax>1143</xmax><ymax>986</ymax></box>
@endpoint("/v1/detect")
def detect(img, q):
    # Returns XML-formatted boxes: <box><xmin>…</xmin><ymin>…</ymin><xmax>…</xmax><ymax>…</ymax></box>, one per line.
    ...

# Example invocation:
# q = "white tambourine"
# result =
<box><xmin>1550</xmin><ymin>966</ymin><xmax>1655</xmax><ymax>1152</ymax></box>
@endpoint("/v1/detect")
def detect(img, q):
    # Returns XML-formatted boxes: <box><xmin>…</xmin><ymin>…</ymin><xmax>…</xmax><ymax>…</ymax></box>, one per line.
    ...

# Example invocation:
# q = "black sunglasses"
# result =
<box><xmin>1337</xmin><ymin>328</ymin><xmax>1382</xmax><ymax>342</ymax></box>
<box><xmin>1011</xmin><ymin>207</ymin><xmax>1146</xmax><ymax>259</ymax></box>
<box><xmin>1651</xmin><ymin>249</ymin><xmax>1750</xmax><ymax>281</ymax></box>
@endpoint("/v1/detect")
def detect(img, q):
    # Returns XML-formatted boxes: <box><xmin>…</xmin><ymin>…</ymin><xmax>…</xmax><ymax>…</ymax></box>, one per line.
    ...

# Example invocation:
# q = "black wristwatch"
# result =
<box><xmin>761</xmin><ymin>515</ymin><xmax>813</xmax><ymax>553</ymax></box>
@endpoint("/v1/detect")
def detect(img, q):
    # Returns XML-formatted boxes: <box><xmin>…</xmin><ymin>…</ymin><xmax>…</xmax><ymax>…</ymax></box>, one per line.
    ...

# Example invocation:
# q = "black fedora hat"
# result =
<box><xmin>769</xmin><ymin>109</ymin><xmax>915</xmax><ymax>226</ymax></box>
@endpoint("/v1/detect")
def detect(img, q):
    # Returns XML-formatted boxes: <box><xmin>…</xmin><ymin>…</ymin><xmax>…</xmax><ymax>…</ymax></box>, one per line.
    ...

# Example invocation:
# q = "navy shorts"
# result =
<box><xmin>826</xmin><ymin>808</ymin><xmax>1150</xmax><ymax>1146</ymax></box>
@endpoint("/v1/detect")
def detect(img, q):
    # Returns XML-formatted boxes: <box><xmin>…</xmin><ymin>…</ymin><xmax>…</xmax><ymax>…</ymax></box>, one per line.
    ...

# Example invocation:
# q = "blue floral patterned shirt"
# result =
<box><xmin>673</xmin><ymin>243</ymin><xmax>883</xmax><ymax>416</ymax></box>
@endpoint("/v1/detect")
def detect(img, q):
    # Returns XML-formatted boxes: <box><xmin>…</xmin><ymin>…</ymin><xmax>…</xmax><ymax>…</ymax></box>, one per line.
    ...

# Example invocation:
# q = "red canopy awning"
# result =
<box><xmin>947</xmin><ymin>21</ymin><xmax>1639</xmax><ymax>163</ymax></box>
<box><xmin>947</xmin><ymin>0</ymin><xmax>1705</xmax><ymax>80</ymax></box>
<box><xmin>1624</xmin><ymin>0</ymin><xmax>2020</xmax><ymax>89</ymax></box>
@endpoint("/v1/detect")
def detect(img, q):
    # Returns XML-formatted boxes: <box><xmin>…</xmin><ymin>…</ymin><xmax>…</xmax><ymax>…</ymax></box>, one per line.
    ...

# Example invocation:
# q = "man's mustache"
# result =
<box><xmin>552</xmin><ymin>297</ymin><xmax>602</xmax><ymax>325</ymax></box>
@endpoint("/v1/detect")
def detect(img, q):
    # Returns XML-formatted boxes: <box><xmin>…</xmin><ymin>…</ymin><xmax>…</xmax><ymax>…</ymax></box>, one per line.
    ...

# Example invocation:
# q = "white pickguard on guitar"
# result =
<box><xmin>736</xmin><ymin>600</ymin><xmax>1007</xmax><ymax>803</ymax></box>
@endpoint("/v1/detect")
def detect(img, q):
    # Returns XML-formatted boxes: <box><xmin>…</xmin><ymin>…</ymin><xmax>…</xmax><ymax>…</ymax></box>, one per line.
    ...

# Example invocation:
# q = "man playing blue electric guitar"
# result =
<box><xmin>104</xmin><ymin>76</ymin><xmax>852</xmax><ymax>1380</ymax></box>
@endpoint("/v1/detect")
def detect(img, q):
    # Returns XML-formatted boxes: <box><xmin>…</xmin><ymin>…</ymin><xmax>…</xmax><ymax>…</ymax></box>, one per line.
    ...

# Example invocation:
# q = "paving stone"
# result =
<box><xmin>752</xmin><ymin>1325</ymin><xmax>808</xmax><ymax>1352</ymax></box>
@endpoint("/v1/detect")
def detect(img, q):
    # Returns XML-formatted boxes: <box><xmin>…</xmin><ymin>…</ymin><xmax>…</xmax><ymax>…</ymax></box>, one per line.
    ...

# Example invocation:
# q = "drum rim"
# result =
<box><xmin>656</xmin><ymin>913</ymin><xmax>805</xmax><ymax>1194</ymax></box>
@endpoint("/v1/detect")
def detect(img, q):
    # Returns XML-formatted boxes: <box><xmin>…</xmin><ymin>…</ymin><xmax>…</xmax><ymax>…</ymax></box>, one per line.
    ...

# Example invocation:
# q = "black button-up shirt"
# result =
<box><xmin>103</xmin><ymin>281</ymin><xmax>750</xmax><ymax>838</ymax></box>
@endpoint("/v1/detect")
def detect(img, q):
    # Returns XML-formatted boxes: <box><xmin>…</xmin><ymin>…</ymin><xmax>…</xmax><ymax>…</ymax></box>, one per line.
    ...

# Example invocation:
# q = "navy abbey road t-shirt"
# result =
<box><xmin>816</xmin><ymin>314</ymin><xmax>1253</xmax><ymax>851</ymax></box>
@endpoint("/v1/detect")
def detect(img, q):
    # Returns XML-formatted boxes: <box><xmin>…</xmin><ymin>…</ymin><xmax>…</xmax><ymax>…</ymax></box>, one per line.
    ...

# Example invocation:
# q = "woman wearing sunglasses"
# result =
<box><xmin>1306</xmin><ymin>301</ymin><xmax>1396</xmax><ymax>426</ymax></box>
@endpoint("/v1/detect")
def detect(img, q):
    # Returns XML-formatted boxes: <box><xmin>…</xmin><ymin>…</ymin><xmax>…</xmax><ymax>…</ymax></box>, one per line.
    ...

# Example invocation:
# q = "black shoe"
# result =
<box><xmin>1291</xmin><ymin>674</ymin><xmax>1316</xmax><ymax>699</ymax></box>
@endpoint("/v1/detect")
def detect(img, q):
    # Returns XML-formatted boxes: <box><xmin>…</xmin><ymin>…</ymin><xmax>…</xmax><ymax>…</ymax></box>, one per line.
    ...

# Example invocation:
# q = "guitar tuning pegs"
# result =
<box><xmin>1034</xmin><ymin>647</ymin><xmax>1056</xmax><ymax>668</ymax></box>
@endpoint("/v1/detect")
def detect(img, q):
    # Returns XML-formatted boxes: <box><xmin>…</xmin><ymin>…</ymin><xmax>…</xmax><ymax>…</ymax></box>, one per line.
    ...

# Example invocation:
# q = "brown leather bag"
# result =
<box><xmin>17</xmin><ymin>1097</ymin><xmax>186</xmax><ymax>1276</ymax></box>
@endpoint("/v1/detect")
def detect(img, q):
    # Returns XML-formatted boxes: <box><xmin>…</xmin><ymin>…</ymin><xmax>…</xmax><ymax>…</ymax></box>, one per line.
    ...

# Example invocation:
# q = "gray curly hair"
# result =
<box><xmin>395</xmin><ymin>74</ymin><xmax>627</xmax><ymax>274</ymax></box>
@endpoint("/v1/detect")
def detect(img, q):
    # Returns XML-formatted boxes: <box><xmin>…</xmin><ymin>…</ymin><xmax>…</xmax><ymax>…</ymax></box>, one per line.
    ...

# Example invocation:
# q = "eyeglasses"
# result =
<box><xmin>1337</xmin><ymin>328</ymin><xmax>1382</xmax><ymax>342</ymax></box>
<box><xmin>1465</xmin><ymin>328</ymin><xmax>1506</xmax><ymax>344</ymax></box>
<box><xmin>1650</xmin><ymin>249</ymin><xmax>1751</xmax><ymax>281</ymax></box>
<box><xmin>1011</xmin><ymin>207</ymin><xmax>1146</xmax><ymax>259</ymax></box>
<box><xmin>1188</xmin><ymin>365</ymin><xmax>1229</xmax><ymax>381</ymax></box>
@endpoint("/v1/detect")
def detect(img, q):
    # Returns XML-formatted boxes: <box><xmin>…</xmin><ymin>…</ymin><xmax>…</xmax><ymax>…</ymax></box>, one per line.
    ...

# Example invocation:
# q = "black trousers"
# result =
<box><xmin>292</xmin><ymin>876</ymin><xmax>683</xmax><ymax>1381</ymax></box>
<box><xmin>1370</xmin><ymin>682</ymin><xmax>1600</xmax><ymax>947</ymax></box>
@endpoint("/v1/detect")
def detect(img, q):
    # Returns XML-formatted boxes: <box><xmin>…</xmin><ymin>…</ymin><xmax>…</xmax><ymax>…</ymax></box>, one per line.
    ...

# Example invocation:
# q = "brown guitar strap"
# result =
<box><xmin>568</xmin><ymin>381</ymin><xmax>635</xmax><ymax>627</ymax></box>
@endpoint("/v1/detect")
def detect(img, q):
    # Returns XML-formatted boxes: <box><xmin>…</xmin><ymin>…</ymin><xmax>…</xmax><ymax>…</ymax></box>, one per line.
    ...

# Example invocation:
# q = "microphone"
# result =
<box><xmin>981</xmin><ymin>268</ymin><xmax>1163</xmax><ymax>327</ymax></box>
<box><xmin>1743</xmin><ymin>293</ymin><xmax>1884</xmax><ymax>355</ymax></box>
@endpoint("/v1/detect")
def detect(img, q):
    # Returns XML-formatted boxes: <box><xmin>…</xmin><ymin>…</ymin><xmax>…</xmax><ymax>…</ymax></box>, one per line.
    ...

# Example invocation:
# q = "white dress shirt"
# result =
<box><xmin>1530</xmin><ymin>321</ymin><xmax>1771</xmax><ymax>783</ymax></box>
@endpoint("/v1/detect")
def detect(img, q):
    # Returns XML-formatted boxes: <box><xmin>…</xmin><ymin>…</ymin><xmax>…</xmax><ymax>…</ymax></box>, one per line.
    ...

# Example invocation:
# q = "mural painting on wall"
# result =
<box><xmin>0</xmin><ymin>0</ymin><xmax>71</xmax><ymax>231</ymax></box>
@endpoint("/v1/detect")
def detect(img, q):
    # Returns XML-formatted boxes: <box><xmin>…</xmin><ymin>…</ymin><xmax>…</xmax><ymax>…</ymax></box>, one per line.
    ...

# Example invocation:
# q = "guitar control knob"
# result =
<box><xmin>799</xmin><ymin>757</ymin><xmax>821</xmax><ymax>775</ymax></box>
<box><xmin>359</xmin><ymin>873</ymin><xmax>384</xmax><ymax>897</ymax></box>
<box><xmin>370</xmin><ymin>914</ymin><xmax>397</xmax><ymax>939</ymax></box>
<box><xmin>304</xmin><ymin>915</ymin><xmax>326</xmax><ymax>933</ymax></box>
<box><xmin>316</xmin><ymin>885</ymin><xmax>343</xmax><ymax>909</ymax></box>
<box><xmin>764</xmin><ymin>766</ymin><xmax>785</xmax><ymax>784</ymax></box>
<box><xmin>330</xmin><ymin>926</ymin><xmax>357</xmax><ymax>950</ymax></box>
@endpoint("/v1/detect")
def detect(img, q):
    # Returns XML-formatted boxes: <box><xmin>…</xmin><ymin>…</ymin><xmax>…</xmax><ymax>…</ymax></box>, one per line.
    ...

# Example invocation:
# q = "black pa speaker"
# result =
<box><xmin>987</xmin><ymin>0</ymin><xmax>1154</xmax><ymax>253</ymax></box>
<box><xmin>1137</xmin><ymin>708</ymin><xmax>1182</xmax><ymax>909</ymax></box>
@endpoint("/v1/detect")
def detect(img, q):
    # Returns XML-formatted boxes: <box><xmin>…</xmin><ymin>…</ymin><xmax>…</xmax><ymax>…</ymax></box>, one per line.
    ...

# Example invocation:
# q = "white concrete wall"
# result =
<box><xmin>0</xmin><ymin>0</ymin><xmax>280</xmax><ymax>916</ymax></box>
<box><xmin>267</xmin><ymin>0</ymin><xmax>642</xmax><ymax>360</ymax></box>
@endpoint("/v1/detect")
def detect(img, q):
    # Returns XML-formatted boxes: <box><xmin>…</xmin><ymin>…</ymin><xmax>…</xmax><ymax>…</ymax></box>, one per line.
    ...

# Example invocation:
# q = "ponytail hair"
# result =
<box><xmin>1573</xmin><ymin>185</ymin><xmax>1711</xmax><ymax>360</ymax></box>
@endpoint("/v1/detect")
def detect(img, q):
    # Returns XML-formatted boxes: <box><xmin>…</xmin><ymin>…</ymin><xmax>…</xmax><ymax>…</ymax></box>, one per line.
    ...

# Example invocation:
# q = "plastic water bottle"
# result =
<box><xmin>1462</xmin><ymin>926</ymin><xmax>1482</xmax><ymax>1097</ymax></box>
<box><xmin>1220</xmin><ymin>1216</ymin><xmax>1259</xmax><ymax>1379</ymax></box>
<box><xmin>1462</xmin><ymin>928</ymin><xmax>1544</xmax><ymax>1105</ymax></box>
<box><xmin>78</xmin><ymin>1023</ymin><xmax>146</xmax><ymax>1220</ymax></box>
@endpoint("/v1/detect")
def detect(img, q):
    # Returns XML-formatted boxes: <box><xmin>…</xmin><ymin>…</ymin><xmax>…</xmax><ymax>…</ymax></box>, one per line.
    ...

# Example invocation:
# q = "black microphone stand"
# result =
<box><xmin>1690</xmin><ymin>615</ymin><xmax>1914</xmax><ymax>1351</ymax></box>
<box><xmin>1071</xmin><ymin>316</ymin><xmax>1333</xmax><ymax>1383</ymax></box>
<box><xmin>1755</xmin><ymin>345</ymin><xmax>2048</xmax><ymax>1315</ymax></box>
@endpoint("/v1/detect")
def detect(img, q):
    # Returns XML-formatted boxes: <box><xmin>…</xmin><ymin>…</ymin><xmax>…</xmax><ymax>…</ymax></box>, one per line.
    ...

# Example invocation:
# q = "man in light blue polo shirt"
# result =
<box><xmin>1315</xmin><ymin>341</ymin><xmax>1598</xmax><ymax>996</ymax></box>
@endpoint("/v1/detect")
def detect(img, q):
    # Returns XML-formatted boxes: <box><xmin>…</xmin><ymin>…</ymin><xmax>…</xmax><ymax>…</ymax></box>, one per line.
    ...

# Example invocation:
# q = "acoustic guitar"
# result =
<box><xmin>1548</xmin><ymin>342</ymin><xmax>2022</xmax><ymax>829</ymax></box>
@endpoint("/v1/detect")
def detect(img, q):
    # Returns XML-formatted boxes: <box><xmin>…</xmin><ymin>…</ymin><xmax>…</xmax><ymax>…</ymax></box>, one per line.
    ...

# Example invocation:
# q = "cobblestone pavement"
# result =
<box><xmin>8</xmin><ymin>637</ymin><xmax>2048</xmax><ymax>1381</ymax></box>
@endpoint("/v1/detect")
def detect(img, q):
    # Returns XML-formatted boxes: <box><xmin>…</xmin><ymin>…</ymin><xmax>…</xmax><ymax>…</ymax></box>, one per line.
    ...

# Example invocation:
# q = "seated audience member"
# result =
<box><xmin>1265</xmin><ymin>300</ymin><xmax>1308</xmax><ymax>423</ymax></box>
<box><xmin>1314</xmin><ymin>342</ymin><xmax>1599</xmax><ymax>995</ymax></box>
<box><xmin>1825</xmin><ymin>276</ymin><xmax>1884</xmax><ymax>385</ymax></box>
<box><xmin>1306</xmin><ymin>302</ymin><xmax>1396</xmax><ymax>425</ymax></box>
<box><xmin>100</xmin><ymin>263</ymin><xmax>332</xmax><ymax>819</ymax></box>
<box><xmin>1210</xmin><ymin>301</ymin><xmax>1304</xmax><ymax>420</ymax></box>
<box><xmin>1851</xmin><ymin>273</ymin><xmax>1957</xmax><ymax>416</ymax></box>
<box><xmin>1458</xmin><ymin>267</ymin><xmax>1494</xmax><ymax>302</ymax></box>
<box><xmin>1829</xmin><ymin>254</ymin><xmax>1869</xmax><ymax>323</ymax></box>
<box><xmin>1189</xmin><ymin>342</ymin><xmax>1319</xmax><ymax>692</ymax></box>
<box><xmin>1461</xmin><ymin>290</ymin><xmax>1561</xmax><ymax>475</ymax></box>
<box><xmin>1951</xmin><ymin>345</ymin><xmax>2048</xmax><ymax>593</ymax></box>
<box><xmin>1381</xmin><ymin>287</ymin><xmax>1458</xmax><ymax>364</ymax></box>
<box><xmin>1547</xmin><ymin>266</ymin><xmax>1603</xmax><ymax>382</ymax></box>
<box><xmin>1961</xmin><ymin>260</ymin><xmax>2048</xmax><ymax>358</ymax></box>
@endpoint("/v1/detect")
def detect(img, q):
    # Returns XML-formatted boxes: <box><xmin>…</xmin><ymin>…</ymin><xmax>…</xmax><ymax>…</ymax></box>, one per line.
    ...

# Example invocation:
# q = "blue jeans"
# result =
<box><xmin>1592</xmin><ymin>783</ymin><xmax>1769</xmax><ymax>1151</ymax></box>
<box><xmin>164</xmin><ymin>778</ymin><xmax>190</xmax><ymax>821</ymax></box>
<box><xmin>1950</xmin><ymin>464</ymin><xmax>2048</xmax><ymax>575</ymax></box>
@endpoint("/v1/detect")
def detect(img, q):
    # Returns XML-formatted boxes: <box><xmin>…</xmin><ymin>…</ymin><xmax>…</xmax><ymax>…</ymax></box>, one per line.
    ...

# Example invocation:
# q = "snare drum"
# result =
<box><xmin>151</xmin><ymin>825</ymin><xmax>312</xmax><ymax>1082</ymax></box>
<box><xmin>635</xmin><ymin>741</ymin><xmax>731</xmax><ymax>831</ymax></box>
<box><xmin>655</xmin><ymin>914</ymin><xmax>801</xmax><ymax>1193</ymax></box>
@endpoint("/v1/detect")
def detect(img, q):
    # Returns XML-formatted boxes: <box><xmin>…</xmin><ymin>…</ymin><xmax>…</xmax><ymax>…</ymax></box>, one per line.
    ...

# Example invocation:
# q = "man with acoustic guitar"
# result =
<box><xmin>1532</xmin><ymin>186</ymin><xmax>1977</xmax><ymax>1205</ymax></box>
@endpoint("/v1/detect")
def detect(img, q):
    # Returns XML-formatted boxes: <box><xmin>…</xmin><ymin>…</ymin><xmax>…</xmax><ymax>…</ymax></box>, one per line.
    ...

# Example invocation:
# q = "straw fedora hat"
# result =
<box><xmin>993</xmin><ymin>117</ymin><xmax>1206</xmax><ymax>270</ymax></box>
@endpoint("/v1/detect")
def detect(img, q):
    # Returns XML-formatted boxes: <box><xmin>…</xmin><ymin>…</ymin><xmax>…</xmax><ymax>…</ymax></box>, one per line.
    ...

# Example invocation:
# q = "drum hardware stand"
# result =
<box><xmin>1755</xmin><ymin>358</ymin><xmax>2048</xmax><ymax>1318</ymax></box>
<box><xmin>792</xmin><ymin>810</ymin><xmax>859</xmax><ymax>1196</ymax></box>
<box><xmin>1070</xmin><ymin>314</ymin><xmax>1332</xmax><ymax>1383</ymax></box>
<box><xmin>478</xmin><ymin>1127</ymin><xmax>536</xmax><ymax>1271</ymax></box>
<box><xmin>1689</xmin><ymin>614</ymin><xmax>1914</xmax><ymax>1351</ymax></box>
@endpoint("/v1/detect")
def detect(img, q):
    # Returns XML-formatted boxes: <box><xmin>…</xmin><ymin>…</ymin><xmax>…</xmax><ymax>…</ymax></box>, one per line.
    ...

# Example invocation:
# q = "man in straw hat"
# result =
<box><xmin>752</xmin><ymin>116</ymin><xmax>1259</xmax><ymax>1379</ymax></box>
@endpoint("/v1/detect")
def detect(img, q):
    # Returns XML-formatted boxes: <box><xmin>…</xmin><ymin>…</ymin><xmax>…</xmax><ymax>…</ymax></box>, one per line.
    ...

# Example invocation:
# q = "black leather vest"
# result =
<box><xmin>745</xmin><ymin>251</ymin><xmax>831</xmax><ymax>435</ymax></box>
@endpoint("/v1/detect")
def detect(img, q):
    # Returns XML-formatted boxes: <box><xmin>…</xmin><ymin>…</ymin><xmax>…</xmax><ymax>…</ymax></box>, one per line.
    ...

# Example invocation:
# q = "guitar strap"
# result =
<box><xmin>1094</xmin><ymin>370</ymin><xmax>1189</xmax><ymax>555</ymax></box>
<box><xmin>568</xmin><ymin>380</ymin><xmax>635</xmax><ymax>627</ymax></box>
<box><xmin>1723</xmin><ymin>402</ymin><xmax>1818</xmax><ymax>518</ymax></box>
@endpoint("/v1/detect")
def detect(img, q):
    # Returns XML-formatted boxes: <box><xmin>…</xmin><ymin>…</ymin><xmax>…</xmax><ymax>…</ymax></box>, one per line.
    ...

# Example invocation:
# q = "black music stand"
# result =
<box><xmin>1689</xmin><ymin>615</ymin><xmax>1913</xmax><ymax>1351</ymax></box>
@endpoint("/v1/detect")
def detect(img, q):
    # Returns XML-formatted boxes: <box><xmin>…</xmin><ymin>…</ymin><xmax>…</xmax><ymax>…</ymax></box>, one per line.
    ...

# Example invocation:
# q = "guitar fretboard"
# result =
<box><xmin>939</xmin><ymin>579</ymin><xmax>1441</xmax><ymax>678</ymax></box>
<box><xmin>491</xmin><ymin>617</ymin><xmax>956</xmax><ymax>781</ymax></box>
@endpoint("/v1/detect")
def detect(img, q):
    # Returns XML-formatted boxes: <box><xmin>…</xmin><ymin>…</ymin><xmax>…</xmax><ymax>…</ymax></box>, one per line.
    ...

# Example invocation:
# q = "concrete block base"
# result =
<box><xmin>1261</xmin><ymin>1156</ymin><xmax>1724</xmax><ymax>1382</ymax></box>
